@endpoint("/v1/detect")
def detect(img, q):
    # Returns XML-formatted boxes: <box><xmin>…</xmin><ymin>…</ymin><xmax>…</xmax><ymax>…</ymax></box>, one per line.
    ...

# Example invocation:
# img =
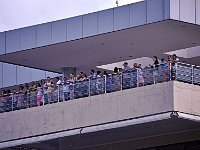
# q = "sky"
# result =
<box><xmin>0</xmin><ymin>0</ymin><xmax>143</xmax><ymax>32</ymax></box>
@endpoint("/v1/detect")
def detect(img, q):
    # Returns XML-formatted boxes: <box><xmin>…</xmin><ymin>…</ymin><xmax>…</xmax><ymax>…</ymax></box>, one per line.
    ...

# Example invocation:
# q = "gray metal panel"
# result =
<box><xmin>163</xmin><ymin>0</ymin><xmax>170</xmax><ymax>19</ymax></box>
<box><xmin>0</xmin><ymin>32</ymin><xmax>5</xmax><ymax>55</ymax></box>
<box><xmin>130</xmin><ymin>1</ymin><xmax>147</xmax><ymax>27</ymax></box>
<box><xmin>36</xmin><ymin>23</ymin><xmax>52</xmax><ymax>47</ymax></box>
<box><xmin>17</xmin><ymin>66</ymin><xmax>32</xmax><ymax>84</ymax></box>
<box><xmin>67</xmin><ymin>16</ymin><xmax>83</xmax><ymax>41</ymax></box>
<box><xmin>6</xmin><ymin>29</ymin><xmax>21</xmax><ymax>53</ymax></box>
<box><xmin>180</xmin><ymin>0</ymin><xmax>195</xmax><ymax>23</ymax></box>
<box><xmin>0</xmin><ymin>62</ymin><xmax>2</xmax><ymax>88</ymax></box>
<box><xmin>98</xmin><ymin>9</ymin><xmax>114</xmax><ymax>34</ymax></box>
<box><xmin>3</xmin><ymin>63</ymin><xmax>17</xmax><ymax>87</ymax></box>
<box><xmin>114</xmin><ymin>5</ymin><xmax>130</xmax><ymax>31</ymax></box>
<box><xmin>170</xmin><ymin>0</ymin><xmax>180</xmax><ymax>20</ymax></box>
<box><xmin>197</xmin><ymin>0</ymin><xmax>200</xmax><ymax>24</ymax></box>
<box><xmin>83</xmin><ymin>13</ymin><xmax>98</xmax><ymax>37</ymax></box>
<box><xmin>147</xmin><ymin>0</ymin><xmax>164</xmax><ymax>23</ymax></box>
<box><xmin>21</xmin><ymin>26</ymin><xmax>36</xmax><ymax>50</ymax></box>
<box><xmin>31</xmin><ymin>69</ymin><xmax>46</xmax><ymax>82</ymax></box>
<box><xmin>52</xmin><ymin>19</ymin><xmax>67</xmax><ymax>44</ymax></box>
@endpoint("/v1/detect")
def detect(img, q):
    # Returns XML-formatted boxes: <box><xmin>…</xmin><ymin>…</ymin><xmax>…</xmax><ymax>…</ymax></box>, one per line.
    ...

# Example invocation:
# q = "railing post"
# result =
<box><xmin>192</xmin><ymin>65</ymin><xmax>194</xmax><ymax>84</ymax></box>
<box><xmin>89</xmin><ymin>78</ymin><xmax>91</xmax><ymax>96</ymax></box>
<box><xmin>137</xmin><ymin>70</ymin><xmax>139</xmax><ymax>87</ymax></box>
<box><xmin>120</xmin><ymin>74</ymin><xmax>123</xmax><ymax>91</ymax></box>
<box><xmin>153</xmin><ymin>68</ymin><xmax>156</xmax><ymax>84</ymax></box>
<box><xmin>57</xmin><ymin>85</ymin><xmax>60</xmax><ymax>102</ymax></box>
<box><xmin>104</xmin><ymin>76</ymin><xmax>107</xmax><ymax>94</ymax></box>
<box><xmin>169</xmin><ymin>63</ymin><xmax>172</xmax><ymax>81</ymax></box>
<box><xmin>175</xmin><ymin>62</ymin><xmax>178</xmax><ymax>81</ymax></box>
<box><xmin>11</xmin><ymin>94</ymin><xmax>14</xmax><ymax>111</ymax></box>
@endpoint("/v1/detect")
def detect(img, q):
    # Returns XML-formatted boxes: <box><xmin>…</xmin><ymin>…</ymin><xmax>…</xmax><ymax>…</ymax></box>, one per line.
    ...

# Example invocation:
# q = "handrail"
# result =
<box><xmin>0</xmin><ymin>62</ymin><xmax>200</xmax><ymax>113</ymax></box>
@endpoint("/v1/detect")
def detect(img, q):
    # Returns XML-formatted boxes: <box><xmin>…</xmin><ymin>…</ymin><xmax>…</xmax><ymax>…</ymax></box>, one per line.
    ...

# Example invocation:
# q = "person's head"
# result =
<box><xmin>123</xmin><ymin>62</ymin><xmax>128</xmax><ymax>67</ymax></box>
<box><xmin>168</xmin><ymin>55</ymin><xmax>172</xmax><ymax>60</ymax></box>
<box><xmin>36</xmin><ymin>83</ymin><xmax>41</xmax><ymax>87</ymax></box>
<box><xmin>55</xmin><ymin>76</ymin><xmax>60</xmax><ymax>81</ymax></box>
<box><xmin>103</xmin><ymin>71</ymin><xmax>108</xmax><ymax>76</ymax></box>
<box><xmin>153</xmin><ymin>56</ymin><xmax>158</xmax><ymax>61</ymax></box>
<box><xmin>172</xmin><ymin>54</ymin><xmax>177</xmax><ymax>60</ymax></box>
<box><xmin>25</xmin><ymin>83</ymin><xmax>29</xmax><ymax>88</ymax></box>
<box><xmin>63</xmin><ymin>77</ymin><xmax>67</xmax><ymax>81</ymax></box>
<box><xmin>133</xmin><ymin>63</ymin><xmax>137</xmax><ymax>68</ymax></box>
<box><xmin>40</xmin><ymin>79</ymin><xmax>45</xmax><ymax>85</ymax></box>
<box><xmin>90</xmin><ymin>69</ymin><xmax>95</xmax><ymax>73</ymax></box>
<box><xmin>138</xmin><ymin>64</ymin><xmax>142</xmax><ymax>68</ymax></box>
<box><xmin>12</xmin><ymin>89</ymin><xmax>16</xmax><ymax>93</ymax></box>
<box><xmin>114</xmin><ymin>67</ymin><xmax>118</xmax><ymax>73</ymax></box>
<box><xmin>7</xmin><ymin>89</ymin><xmax>11</xmax><ymax>94</ymax></box>
<box><xmin>47</xmin><ymin>76</ymin><xmax>51</xmax><ymax>81</ymax></box>
<box><xmin>161</xmin><ymin>58</ymin><xmax>165</xmax><ymax>62</ymax></box>
<box><xmin>69</xmin><ymin>73</ymin><xmax>74</xmax><ymax>79</ymax></box>
<box><xmin>97</xmin><ymin>71</ymin><xmax>101</xmax><ymax>75</ymax></box>
<box><xmin>19</xmin><ymin>85</ymin><xmax>24</xmax><ymax>91</ymax></box>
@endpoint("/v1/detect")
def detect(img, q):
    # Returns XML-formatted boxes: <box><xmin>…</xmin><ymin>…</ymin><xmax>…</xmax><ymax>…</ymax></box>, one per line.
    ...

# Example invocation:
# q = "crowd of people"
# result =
<box><xmin>0</xmin><ymin>54</ymin><xmax>179</xmax><ymax>109</ymax></box>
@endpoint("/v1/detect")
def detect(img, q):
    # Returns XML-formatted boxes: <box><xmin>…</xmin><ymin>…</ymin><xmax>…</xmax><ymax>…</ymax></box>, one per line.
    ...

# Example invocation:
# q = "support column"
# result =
<box><xmin>62</xmin><ymin>67</ymin><xmax>77</xmax><ymax>78</ymax></box>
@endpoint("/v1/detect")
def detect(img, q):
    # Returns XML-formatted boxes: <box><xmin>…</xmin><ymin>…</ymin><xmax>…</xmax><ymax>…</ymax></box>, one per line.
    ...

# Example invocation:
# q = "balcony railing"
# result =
<box><xmin>0</xmin><ymin>62</ymin><xmax>200</xmax><ymax>113</ymax></box>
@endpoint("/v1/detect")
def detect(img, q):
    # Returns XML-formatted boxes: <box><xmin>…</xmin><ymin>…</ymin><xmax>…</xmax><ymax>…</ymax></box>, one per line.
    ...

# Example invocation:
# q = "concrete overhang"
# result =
<box><xmin>0</xmin><ymin>20</ymin><xmax>200</xmax><ymax>73</ymax></box>
<box><xmin>1</xmin><ymin>112</ymin><xmax>200</xmax><ymax>150</ymax></box>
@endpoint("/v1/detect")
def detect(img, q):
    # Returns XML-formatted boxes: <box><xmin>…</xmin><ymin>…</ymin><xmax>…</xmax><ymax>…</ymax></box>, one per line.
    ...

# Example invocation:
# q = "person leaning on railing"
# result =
<box><xmin>29</xmin><ymin>82</ymin><xmax>37</xmax><ymax>107</ymax></box>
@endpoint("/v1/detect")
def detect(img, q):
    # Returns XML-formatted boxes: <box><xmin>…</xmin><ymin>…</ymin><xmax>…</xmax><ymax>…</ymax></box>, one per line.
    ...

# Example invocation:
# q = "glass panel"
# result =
<box><xmin>193</xmin><ymin>66</ymin><xmax>200</xmax><ymax>85</ymax></box>
<box><xmin>147</xmin><ymin>0</ymin><xmax>164</xmax><ymax>23</ymax></box>
<box><xmin>0</xmin><ymin>93</ymin><xmax>12</xmax><ymax>113</ymax></box>
<box><xmin>0</xmin><ymin>62</ymin><xmax>2</xmax><ymax>88</ymax></box>
<box><xmin>164</xmin><ymin>0</ymin><xmax>170</xmax><ymax>19</ymax></box>
<box><xmin>114</xmin><ymin>5</ymin><xmax>130</xmax><ymax>31</ymax></box>
<box><xmin>83</xmin><ymin>13</ymin><xmax>98</xmax><ymax>37</ymax></box>
<box><xmin>197</xmin><ymin>0</ymin><xmax>200</xmax><ymax>25</ymax></box>
<box><xmin>176</xmin><ymin>63</ymin><xmax>192</xmax><ymax>84</ymax></box>
<box><xmin>90</xmin><ymin>77</ymin><xmax>105</xmax><ymax>96</ymax></box>
<box><xmin>180</xmin><ymin>0</ymin><xmax>195</xmax><ymax>23</ymax></box>
<box><xmin>17</xmin><ymin>66</ymin><xmax>32</xmax><ymax>84</ymax></box>
<box><xmin>74</xmin><ymin>79</ymin><xmax>89</xmax><ymax>99</ymax></box>
<box><xmin>130</xmin><ymin>1</ymin><xmax>147</xmax><ymax>27</ymax></box>
<box><xmin>0</xmin><ymin>32</ymin><xmax>6</xmax><ymax>55</ymax></box>
<box><xmin>21</xmin><ymin>26</ymin><xmax>36</xmax><ymax>50</ymax></box>
<box><xmin>3</xmin><ymin>63</ymin><xmax>17</xmax><ymax>87</ymax></box>
<box><xmin>31</xmin><ymin>69</ymin><xmax>46</xmax><ymax>82</ymax></box>
<box><xmin>122</xmin><ymin>71</ymin><xmax>137</xmax><ymax>89</ymax></box>
<box><xmin>6</xmin><ymin>29</ymin><xmax>21</xmax><ymax>53</ymax></box>
<box><xmin>98</xmin><ymin>9</ymin><xmax>114</xmax><ymax>34</ymax></box>
<box><xmin>106</xmin><ymin>74</ymin><xmax>121</xmax><ymax>93</ymax></box>
<box><xmin>45</xmin><ymin>71</ymin><xmax>60</xmax><ymax>78</ymax></box>
<box><xmin>67</xmin><ymin>16</ymin><xmax>83</xmax><ymax>41</ymax></box>
<box><xmin>52</xmin><ymin>19</ymin><xmax>67</xmax><ymax>44</ymax></box>
<box><xmin>36</xmin><ymin>23</ymin><xmax>52</xmax><ymax>47</ymax></box>
<box><xmin>170</xmin><ymin>0</ymin><xmax>180</xmax><ymax>20</ymax></box>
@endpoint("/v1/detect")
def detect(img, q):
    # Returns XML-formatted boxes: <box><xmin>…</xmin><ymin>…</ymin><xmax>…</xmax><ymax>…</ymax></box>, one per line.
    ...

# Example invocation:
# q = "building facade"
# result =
<box><xmin>0</xmin><ymin>0</ymin><xmax>200</xmax><ymax>149</ymax></box>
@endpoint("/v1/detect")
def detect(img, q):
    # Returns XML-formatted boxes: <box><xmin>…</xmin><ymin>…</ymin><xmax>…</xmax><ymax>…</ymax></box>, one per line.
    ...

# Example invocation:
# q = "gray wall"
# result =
<box><xmin>0</xmin><ymin>81</ymin><xmax>174</xmax><ymax>142</ymax></box>
<box><xmin>0</xmin><ymin>0</ymin><xmax>170</xmax><ymax>55</ymax></box>
<box><xmin>170</xmin><ymin>0</ymin><xmax>200</xmax><ymax>24</ymax></box>
<box><xmin>0</xmin><ymin>62</ymin><xmax>59</xmax><ymax>89</ymax></box>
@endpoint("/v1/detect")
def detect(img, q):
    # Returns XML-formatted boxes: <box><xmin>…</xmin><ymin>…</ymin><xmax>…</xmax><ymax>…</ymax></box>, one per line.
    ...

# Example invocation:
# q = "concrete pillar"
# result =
<box><xmin>62</xmin><ymin>67</ymin><xmax>77</xmax><ymax>78</ymax></box>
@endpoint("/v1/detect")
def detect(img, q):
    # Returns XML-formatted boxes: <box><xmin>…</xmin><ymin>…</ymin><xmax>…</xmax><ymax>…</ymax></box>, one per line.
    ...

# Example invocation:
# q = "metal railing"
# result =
<box><xmin>0</xmin><ymin>62</ymin><xmax>200</xmax><ymax>113</ymax></box>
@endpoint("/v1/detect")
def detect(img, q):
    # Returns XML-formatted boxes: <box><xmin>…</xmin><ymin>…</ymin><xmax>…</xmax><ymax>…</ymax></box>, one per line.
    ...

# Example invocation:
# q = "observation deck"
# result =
<box><xmin>0</xmin><ymin>63</ymin><xmax>200</xmax><ymax>150</ymax></box>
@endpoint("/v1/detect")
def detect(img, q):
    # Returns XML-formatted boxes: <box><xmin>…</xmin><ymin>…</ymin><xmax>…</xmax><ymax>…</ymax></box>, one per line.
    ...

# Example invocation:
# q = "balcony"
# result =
<box><xmin>0</xmin><ymin>62</ymin><xmax>200</xmax><ymax>149</ymax></box>
<box><xmin>0</xmin><ymin>62</ymin><xmax>200</xmax><ymax>113</ymax></box>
